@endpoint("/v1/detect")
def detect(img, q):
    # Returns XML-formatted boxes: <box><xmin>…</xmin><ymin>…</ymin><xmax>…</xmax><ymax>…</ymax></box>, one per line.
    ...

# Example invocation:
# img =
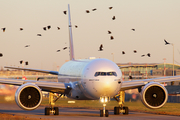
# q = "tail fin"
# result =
<box><xmin>68</xmin><ymin>4</ymin><xmax>75</xmax><ymax>60</ymax></box>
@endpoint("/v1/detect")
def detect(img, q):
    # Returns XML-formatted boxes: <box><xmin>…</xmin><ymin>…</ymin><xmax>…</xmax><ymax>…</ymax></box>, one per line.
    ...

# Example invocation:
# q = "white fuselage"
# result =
<box><xmin>58</xmin><ymin>58</ymin><xmax>122</xmax><ymax>100</ymax></box>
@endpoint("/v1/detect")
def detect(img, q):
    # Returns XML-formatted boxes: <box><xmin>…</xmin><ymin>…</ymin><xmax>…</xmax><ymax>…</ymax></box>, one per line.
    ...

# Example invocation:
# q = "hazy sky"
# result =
<box><xmin>0</xmin><ymin>0</ymin><xmax>180</xmax><ymax>70</ymax></box>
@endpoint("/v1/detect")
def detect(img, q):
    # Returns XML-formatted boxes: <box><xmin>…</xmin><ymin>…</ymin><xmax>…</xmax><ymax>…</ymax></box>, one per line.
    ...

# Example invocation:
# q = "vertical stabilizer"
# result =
<box><xmin>68</xmin><ymin>4</ymin><xmax>75</xmax><ymax>60</ymax></box>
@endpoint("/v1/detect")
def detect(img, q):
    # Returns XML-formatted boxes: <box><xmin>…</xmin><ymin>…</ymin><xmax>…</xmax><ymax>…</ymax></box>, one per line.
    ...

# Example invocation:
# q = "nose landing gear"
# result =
<box><xmin>114</xmin><ymin>91</ymin><xmax>129</xmax><ymax>115</ymax></box>
<box><xmin>99</xmin><ymin>96</ymin><xmax>109</xmax><ymax>117</ymax></box>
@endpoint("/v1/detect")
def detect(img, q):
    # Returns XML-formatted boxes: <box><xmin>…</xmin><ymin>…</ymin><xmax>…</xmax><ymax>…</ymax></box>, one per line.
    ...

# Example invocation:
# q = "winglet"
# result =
<box><xmin>68</xmin><ymin>4</ymin><xmax>75</xmax><ymax>60</ymax></box>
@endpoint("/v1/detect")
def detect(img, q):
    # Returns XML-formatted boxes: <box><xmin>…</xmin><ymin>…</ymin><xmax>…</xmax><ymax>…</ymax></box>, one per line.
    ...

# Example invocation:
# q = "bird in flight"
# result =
<box><xmin>0</xmin><ymin>53</ymin><xmax>3</xmax><ymax>57</ymax></box>
<box><xmin>63</xmin><ymin>47</ymin><xmax>67</xmax><ymax>50</ymax></box>
<box><xmin>20</xmin><ymin>28</ymin><xmax>23</xmax><ymax>31</ymax></box>
<box><xmin>2</xmin><ymin>28</ymin><xmax>6</xmax><ymax>32</ymax></box>
<box><xmin>63</xmin><ymin>11</ymin><xmax>67</xmax><ymax>15</ymax></box>
<box><xmin>86</xmin><ymin>10</ymin><xmax>90</xmax><ymax>13</ymax></box>
<box><xmin>141</xmin><ymin>54</ymin><xmax>145</xmax><ymax>57</ymax></box>
<box><xmin>37</xmin><ymin>34</ymin><xmax>42</xmax><ymax>36</ymax></box>
<box><xmin>131</xmin><ymin>29</ymin><xmax>135</xmax><ymax>31</ymax></box>
<box><xmin>109</xmin><ymin>7</ymin><xmax>113</xmax><ymax>9</ymax></box>
<box><xmin>147</xmin><ymin>53</ymin><xmax>151</xmax><ymax>57</ymax></box>
<box><xmin>122</xmin><ymin>51</ymin><xmax>125</xmax><ymax>54</ymax></box>
<box><xmin>99</xmin><ymin>44</ymin><xmax>103</xmax><ymax>51</ymax></box>
<box><xmin>57</xmin><ymin>27</ymin><xmax>60</xmax><ymax>30</ymax></box>
<box><xmin>92</xmin><ymin>8</ymin><xmax>97</xmax><ymax>11</ymax></box>
<box><xmin>110</xmin><ymin>36</ymin><xmax>114</xmax><ymax>40</ymax></box>
<box><xmin>43</xmin><ymin>27</ymin><xmax>47</xmax><ymax>31</ymax></box>
<box><xmin>25</xmin><ymin>45</ymin><xmax>30</xmax><ymax>47</ymax></box>
<box><xmin>56</xmin><ymin>50</ymin><xmax>60</xmax><ymax>52</ymax></box>
<box><xmin>133</xmin><ymin>50</ymin><xmax>137</xmax><ymax>53</ymax></box>
<box><xmin>112</xmin><ymin>16</ymin><xmax>116</xmax><ymax>20</ymax></box>
<box><xmin>75</xmin><ymin>25</ymin><xmax>78</xmax><ymax>28</ymax></box>
<box><xmin>47</xmin><ymin>26</ymin><xmax>51</xmax><ymax>29</ymax></box>
<box><xmin>108</xmin><ymin>31</ymin><xmax>111</xmax><ymax>34</ymax></box>
<box><xmin>164</xmin><ymin>39</ymin><xmax>170</xmax><ymax>45</ymax></box>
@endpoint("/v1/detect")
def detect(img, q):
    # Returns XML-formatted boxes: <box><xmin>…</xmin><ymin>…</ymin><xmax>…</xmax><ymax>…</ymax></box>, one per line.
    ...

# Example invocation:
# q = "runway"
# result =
<box><xmin>0</xmin><ymin>103</ymin><xmax>180</xmax><ymax>120</ymax></box>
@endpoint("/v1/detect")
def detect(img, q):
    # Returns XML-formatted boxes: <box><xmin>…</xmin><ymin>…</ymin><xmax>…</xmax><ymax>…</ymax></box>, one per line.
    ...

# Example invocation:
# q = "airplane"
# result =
<box><xmin>1</xmin><ymin>4</ymin><xmax>180</xmax><ymax>117</ymax></box>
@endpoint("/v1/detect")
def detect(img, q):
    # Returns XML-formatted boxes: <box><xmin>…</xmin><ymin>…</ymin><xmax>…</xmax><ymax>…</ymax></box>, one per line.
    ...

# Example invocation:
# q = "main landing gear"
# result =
<box><xmin>99</xmin><ymin>96</ymin><xmax>109</xmax><ymax>117</ymax></box>
<box><xmin>45</xmin><ymin>93</ymin><xmax>63</xmax><ymax>115</ymax></box>
<box><xmin>113</xmin><ymin>91</ymin><xmax>129</xmax><ymax>115</ymax></box>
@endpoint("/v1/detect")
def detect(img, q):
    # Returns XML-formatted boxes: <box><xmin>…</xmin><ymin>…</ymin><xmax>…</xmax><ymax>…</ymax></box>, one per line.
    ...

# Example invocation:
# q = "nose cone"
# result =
<box><xmin>91</xmin><ymin>78</ymin><xmax>121</xmax><ymax>98</ymax></box>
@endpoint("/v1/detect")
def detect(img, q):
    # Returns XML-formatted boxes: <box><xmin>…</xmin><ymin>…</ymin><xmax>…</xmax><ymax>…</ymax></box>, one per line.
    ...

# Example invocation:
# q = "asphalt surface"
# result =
<box><xmin>0</xmin><ymin>103</ymin><xmax>180</xmax><ymax>120</ymax></box>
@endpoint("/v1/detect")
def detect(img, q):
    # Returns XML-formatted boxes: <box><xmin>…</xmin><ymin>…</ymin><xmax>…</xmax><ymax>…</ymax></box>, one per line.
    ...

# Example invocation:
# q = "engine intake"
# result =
<box><xmin>141</xmin><ymin>82</ymin><xmax>168</xmax><ymax>109</ymax></box>
<box><xmin>15</xmin><ymin>83</ymin><xmax>42</xmax><ymax>110</ymax></box>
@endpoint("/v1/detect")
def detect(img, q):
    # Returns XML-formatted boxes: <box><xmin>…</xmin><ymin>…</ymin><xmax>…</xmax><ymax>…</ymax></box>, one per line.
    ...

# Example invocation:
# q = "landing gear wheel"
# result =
<box><xmin>105</xmin><ymin>110</ymin><xmax>109</xmax><ymax>117</ymax></box>
<box><xmin>123</xmin><ymin>107</ymin><xmax>129</xmax><ymax>115</ymax></box>
<box><xmin>45</xmin><ymin>107</ymin><xmax>51</xmax><ymax>115</ymax></box>
<box><xmin>114</xmin><ymin>107</ymin><xmax>119</xmax><ymax>115</ymax></box>
<box><xmin>100</xmin><ymin>110</ymin><xmax>103</xmax><ymax>117</ymax></box>
<box><xmin>53</xmin><ymin>107</ymin><xmax>59</xmax><ymax>115</ymax></box>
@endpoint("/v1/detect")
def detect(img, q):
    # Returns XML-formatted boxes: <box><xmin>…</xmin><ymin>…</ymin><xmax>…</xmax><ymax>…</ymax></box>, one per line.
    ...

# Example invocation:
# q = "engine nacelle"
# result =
<box><xmin>141</xmin><ymin>82</ymin><xmax>168</xmax><ymax>109</ymax></box>
<box><xmin>15</xmin><ymin>83</ymin><xmax>42</xmax><ymax>110</ymax></box>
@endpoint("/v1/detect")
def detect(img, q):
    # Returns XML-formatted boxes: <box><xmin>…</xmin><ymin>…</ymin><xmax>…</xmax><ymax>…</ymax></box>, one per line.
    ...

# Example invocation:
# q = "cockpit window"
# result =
<box><xmin>101</xmin><ymin>72</ymin><xmax>106</xmax><ymax>76</ymax></box>
<box><xmin>94</xmin><ymin>72</ymin><xmax>117</xmax><ymax>77</ymax></box>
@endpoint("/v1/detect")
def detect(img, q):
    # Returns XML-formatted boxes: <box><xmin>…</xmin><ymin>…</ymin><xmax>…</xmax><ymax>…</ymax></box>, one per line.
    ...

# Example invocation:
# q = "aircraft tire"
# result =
<box><xmin>105</xmin><ymin>110</ymin><xmax>109</xmax><ymax>117</ymax></box>
<box><xmin>54</xmin><ymin>107</ymin><xmax>59</xmax><ymax>115</ymax></box>
<box><xmin>45</xmin><ymin>107</ymin><xmax>50</xmax><ymax>115</ymax></box>
<box><xmin>123</xmin><ymin>107</ymin><xmax>129</xmax><ymax>115</ymax></box>
<box><xmin>114</xmin><ymin>107</ymin><xmax>119</xmax><ymax>115</ymax></box>
<box><xmin>100</xmin><ymin>110</ymin><xmax>103</xmax><ymax>117</ymax></box>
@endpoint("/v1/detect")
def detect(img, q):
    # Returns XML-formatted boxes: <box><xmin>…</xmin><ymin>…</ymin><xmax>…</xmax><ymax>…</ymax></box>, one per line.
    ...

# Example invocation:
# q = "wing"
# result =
<box><xmin>5</xmin><ymin>66</ymin><xmax>59</xmax><ymax>75</ymax></box>
<box><xmin>0</xmin><ymin>77</ymin><xmax>71</xmax><ymax>94</ymax></box>
<box><xmin>121</xmin><ymin>75</ymin><xmax>180</xmax><ymax>91</ymax></box>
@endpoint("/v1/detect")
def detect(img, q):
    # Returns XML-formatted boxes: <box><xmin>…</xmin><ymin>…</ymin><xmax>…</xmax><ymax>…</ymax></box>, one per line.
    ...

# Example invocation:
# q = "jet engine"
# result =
<box><xmin>140</xmin><ymin>82</ymin><xmax>168</xmax><ymax>109</ymax></box>
<box><xmin>15</xmin><ymin>83</ymin><xmax>42</xmax><ymax>110</ymax></box>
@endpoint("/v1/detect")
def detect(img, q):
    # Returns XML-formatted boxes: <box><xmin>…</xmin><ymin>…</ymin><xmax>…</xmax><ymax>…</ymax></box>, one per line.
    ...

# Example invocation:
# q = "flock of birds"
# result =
<box><xmin>0</xmin><ymin>6</ymin><xmax>173</xmax><ymax>63</ymax></box>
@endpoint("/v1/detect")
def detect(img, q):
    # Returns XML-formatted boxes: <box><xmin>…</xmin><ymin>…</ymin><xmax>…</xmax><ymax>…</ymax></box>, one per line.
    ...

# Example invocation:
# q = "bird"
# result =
<box><xmin>37</xmin><ymin>34</ymin><xmax>42</xmax><ymax>36</ymax></box>
<box><xmin>112</xmin><ymin>16</ymin><xmax>115</xmax><ymax>20</ymax></box>
<box><xmin>57</xmin><ymin>27</ymin><xmax>60</xmax><ymax>30</ymax></box>
<box><xmin>99</xmin><ymin>44</ymin><xmax>103</xmax><ymax>51</ymax></box>
<box><xmin>75</xmin><ymin>25</ymin><xmax>78</xmax><ymax>28</ymax></box>
<box><xmin>92</xmin><ymin>8</ymin><xmax>97</xmax><ymax>11</ymax></box>
<box><xmin>129</xmin><ymin>75</ymin><xmax>133</xmax><ymax>79</ymax></box>
<box><xmin>20</xmin><ymin>60</ymin><xmax>23</xmax><ymax>64</ymax></box>
<box><xmin>164</xmin><ymin>39</ymin><xmax>170</xmax><ymax>45</ymax></box>
<box><xmin>0</xmin><ymin>53</ymin><xmax>3</xmax><ymax>57</ymax></box>
<box><xmin>110</xmin><ymin>36</ymin><xmax>114</xmax><ymax>40</ymax></box>
<box><xmin>63</xmin><ymin>47</ymin><xmax>67</xmax><ymax>50</ymax></box>
<box><xmin>108</xmin><ymin>31</ymin><xmax>111</xmax><ymax>34</ymax></box>
<box><xmin>57</xmin><ymin>50</ymin><xmax>60</xmax><ymax>52</ymax></box>
<box><xmin>2</xmin><ymin>28</ymin><xmax>6</xmax><ymax>32</ymax></box>
<box><xmin>133</xmin><ymin>50</ymin><xmax>137</xmax><ymax>53</ymax></box>
<box><xmin>109</xmin><ymin>7</ymin><xmax>113</xmax><ymax>9</ymax></box>
<box><xmin>86</xmin><ymin>10</ymin><xmax>90</xmax><ymax>13</ymax></box>
<box><xmin>25</xmin><ymin>61</ymin><xmax>28</xmax><ymax>65</ymax></box>
<box><xmin>20</xmin><ymin>28</ymin><xmax>23</xmax><ymax>31</ymax></box>
<box><xmin>122</xmin><ymin>51</ymin><xmax>125</xmax><ymax>54</ymax></box>
<box><xmin>47</xmin><ymin>26</ymin><xmax>51</xmax><ymax>29</ymax></box>
<box><xmin>131</xmin><ymin>29</ymin><xmax>135</xmax><ymax>31</ymax></box>
<box><xmin>147</xmin><ymin>53</ymin><xmax>151</xmax><ymax>57</ymax></box>
<box><xmin>43</xmin><ymin>27</ymin><xmax>46</xmax><ymax>31</ymax></box>
<box><xmin>63</xmin><ymin>11</ymin><xmax>67</xmax><ymax>15</ymax></box>
<box><xmin>25</xmin><ymin>45</ymin><xmax>30</xmax><ymax>47</ymax></box>
<box><xmin>141</xmin><ymin>54</ymin><xmax>145</xmax><ymax>57</ymax></box>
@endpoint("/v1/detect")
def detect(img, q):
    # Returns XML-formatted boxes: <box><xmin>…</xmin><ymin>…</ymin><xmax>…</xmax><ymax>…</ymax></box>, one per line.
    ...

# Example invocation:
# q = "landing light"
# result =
<box><xmin>100</xmin><ymin>96</ymin><xmax>109</xmax><ymax>103</ymax></box>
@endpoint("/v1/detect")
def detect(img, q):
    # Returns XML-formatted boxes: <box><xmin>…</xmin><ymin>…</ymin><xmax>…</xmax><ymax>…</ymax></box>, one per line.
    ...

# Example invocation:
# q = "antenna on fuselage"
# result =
<box><xmin>68</xmin><ymin>4</ymin><xmax>75</xmax><ymax>60</ymax></box>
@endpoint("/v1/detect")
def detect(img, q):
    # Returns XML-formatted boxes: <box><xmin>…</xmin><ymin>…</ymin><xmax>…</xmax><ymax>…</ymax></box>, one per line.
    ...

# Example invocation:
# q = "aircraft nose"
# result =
<box><xmin>92</xmin><ymin>78</ymin><xmax>121</xmax><ymax>97</ymax></box>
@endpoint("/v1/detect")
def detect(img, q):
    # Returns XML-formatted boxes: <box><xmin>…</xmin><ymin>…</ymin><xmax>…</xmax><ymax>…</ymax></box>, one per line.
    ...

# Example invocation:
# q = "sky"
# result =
<box><xmin>0</xmin><ymin>0</ymin><xmax>180</xmax><ymax>70</ymax></box>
